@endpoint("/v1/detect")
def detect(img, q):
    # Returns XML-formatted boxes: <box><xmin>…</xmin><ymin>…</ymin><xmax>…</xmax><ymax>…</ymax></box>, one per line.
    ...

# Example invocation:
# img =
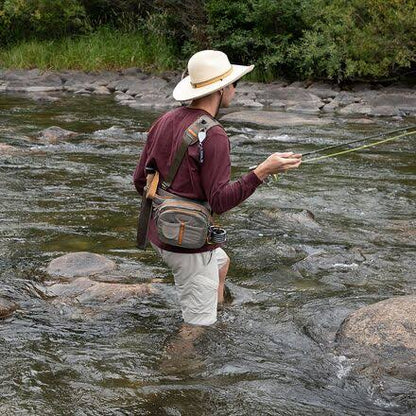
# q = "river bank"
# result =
<box><xmin>1</xmin><ymin>68</ymin><xmax>415</xmax><ymax>127</ymax></box>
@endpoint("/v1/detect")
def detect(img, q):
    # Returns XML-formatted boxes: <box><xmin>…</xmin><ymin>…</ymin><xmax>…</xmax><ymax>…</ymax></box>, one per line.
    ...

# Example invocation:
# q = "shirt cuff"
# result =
<box><xmin>242</xmin><ymin>170</ymin><xmax>263</xmax><ymax>188</ymax></box>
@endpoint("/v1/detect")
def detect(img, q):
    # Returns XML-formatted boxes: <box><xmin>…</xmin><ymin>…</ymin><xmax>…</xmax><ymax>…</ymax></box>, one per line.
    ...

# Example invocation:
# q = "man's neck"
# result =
<box><xmin>188</xmin><ymin>93</ymin><xmax>221</xmax><ymax>117</ymax></box>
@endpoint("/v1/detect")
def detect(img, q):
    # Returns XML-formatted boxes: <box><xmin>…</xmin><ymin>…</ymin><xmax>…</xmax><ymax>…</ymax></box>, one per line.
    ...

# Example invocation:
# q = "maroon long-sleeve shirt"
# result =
<box><xmin>133</xmin><ymin>106</ymin><xmax>262</xmax><ymax>253</ymax></box>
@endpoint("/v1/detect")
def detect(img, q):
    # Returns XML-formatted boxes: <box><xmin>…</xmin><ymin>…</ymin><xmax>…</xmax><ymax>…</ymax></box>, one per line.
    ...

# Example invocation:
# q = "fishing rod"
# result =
<box><xmin>302</xmin><ymin>124</ymin><xmax>416</xmax><ymax>158</ymax></box>
<box><xmin>302</xmin><ymin>129</ymin><xmax>416</xmax><ymax>163</ymax></box>
<box><xmin>249</xmin><ymin>125</ymin><xmax>415</xmax><ymax>181</ymax></box>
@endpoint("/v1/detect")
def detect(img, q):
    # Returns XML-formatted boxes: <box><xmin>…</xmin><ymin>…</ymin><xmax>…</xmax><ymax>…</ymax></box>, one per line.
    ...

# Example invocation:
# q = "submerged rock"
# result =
<box><xmin>46</xmin><ymin>252</ymin><xmax>117</xmax><ymax>279</ymax></box>
<box><xmin>296</xmin><ymin>297</ymin><xmax>369</xmax><ymax>345</ymax></box>
<box><xmin>0</xmin><ymin>298</ymin><xmax>18</xmax><ymax>318</ymax></box>
<box><xmin>36</xmin><ymin>126</ymin><xmax>78</xmax><ymax>143</ymax></box>
<box><xmin>248</xmin><ymin>207</ymin><xmax>321</xmax><ymax>231</ymax></box>
<box><xmin>336</xmin><ymin>296</ymin><xmax>416</xmax><ymax>379</ymax></box>
<box><xmin>45</xmin><ymin>277</ymin><xmax>152</xmax><ymax>304</ymax></box>
<box><xmin>28</xmin><ymin>93</ymin><xmax>60</xmax><ymax>103</ymax></box>
<box><xmin>0</xmin><ymin>143</ymin><xmax>20</xmax><ymax>155</ymax></box>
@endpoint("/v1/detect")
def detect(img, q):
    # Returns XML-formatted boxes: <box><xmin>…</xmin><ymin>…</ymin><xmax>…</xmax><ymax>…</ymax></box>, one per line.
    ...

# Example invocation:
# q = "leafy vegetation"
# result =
<box><xmin>0</xmin><ymin>0</ymin><xmax>414</xmax><ymax>82</ymax></box>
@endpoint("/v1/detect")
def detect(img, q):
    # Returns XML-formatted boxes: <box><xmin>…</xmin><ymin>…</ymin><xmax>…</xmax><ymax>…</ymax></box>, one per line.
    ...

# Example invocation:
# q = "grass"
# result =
<box><xmin>0</xmin><ymin>27</ymin><xmax>178</xmax><ymax>72</ymax></box>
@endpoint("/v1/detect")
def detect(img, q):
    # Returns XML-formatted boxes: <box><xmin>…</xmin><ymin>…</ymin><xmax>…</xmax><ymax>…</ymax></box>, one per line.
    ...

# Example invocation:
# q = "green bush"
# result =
<box><xmin>289</xmin><ymin>0</ymin><xmax>416</xmax><ymax>81</ymax></box>
<box><xmin>0</xmin><ymin>0</ymin><xmax>90</xmax><ymax>45</ymax></box>
<box><xmin>204</xmin><ymin>0</ymin><xmax>305</xmax><ymax>81</ymax></box>
<box><xmin>0</xmin><ymin>0</ymin><xmax>414</xmax><ymax>81</ymax></box>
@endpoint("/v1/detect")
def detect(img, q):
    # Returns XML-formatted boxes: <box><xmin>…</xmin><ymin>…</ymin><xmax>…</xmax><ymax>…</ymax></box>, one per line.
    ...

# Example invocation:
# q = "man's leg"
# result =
<box><xmin>216</xmin><ymin>249</ymin><xmax>230</xmax><ymax>304</ymax></box>
<box><xmin>152</xmin><ymin>244</ymin><xmax>219</xmax><ymax>325</ymax></box>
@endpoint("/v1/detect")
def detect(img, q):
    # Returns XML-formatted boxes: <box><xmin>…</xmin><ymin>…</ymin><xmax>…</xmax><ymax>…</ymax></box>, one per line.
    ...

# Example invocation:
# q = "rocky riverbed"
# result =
<box><xmin>0</xmin><ymin>68</ymin><xmax>415</xmax><ymax>126</ymax></box>
<box><xmin>0</xmin><ymin>73</ymin><xmax>415</xmax><ymax>414</ymax></box>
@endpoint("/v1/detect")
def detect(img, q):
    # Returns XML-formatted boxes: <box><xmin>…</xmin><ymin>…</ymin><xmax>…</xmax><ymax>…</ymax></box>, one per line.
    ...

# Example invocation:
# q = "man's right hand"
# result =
<box><xmin>253</xmin><ymin>152</ymin><xmax>302</xmax><ymax>181</ymax></box>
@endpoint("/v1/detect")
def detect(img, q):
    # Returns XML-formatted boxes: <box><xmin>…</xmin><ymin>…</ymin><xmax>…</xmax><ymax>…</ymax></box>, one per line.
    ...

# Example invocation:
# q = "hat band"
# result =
<box><xmin>191</xmin><ymin>67</ymin><xmax>233</xmax><ymax>89</ymax></box>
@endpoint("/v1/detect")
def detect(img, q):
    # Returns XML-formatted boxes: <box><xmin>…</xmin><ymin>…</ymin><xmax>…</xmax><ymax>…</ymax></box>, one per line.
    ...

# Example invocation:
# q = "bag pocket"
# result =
<box><xmin>155</xmin><ymin>199</ymin><xmax>211</xmax><ymax>249</ymax></box>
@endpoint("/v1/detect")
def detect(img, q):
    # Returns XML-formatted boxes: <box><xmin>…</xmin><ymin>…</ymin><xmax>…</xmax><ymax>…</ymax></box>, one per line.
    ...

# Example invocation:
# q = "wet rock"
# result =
<box><xmin>293</xmin><ymin>248</ymin><xmax>365</xmax><ymax>277</ymax></box>
<box><xmin>138</xmin><ymin>77</ymin><xmax>168</xmax><ymax>93</ymax></box>
<box><xmin>286</xmin><ymin>101</ymin><xmax>322</xmax><ymax>115</ymax></box>
<box><xmin>74</xmin><ymin>89</ymin><xmax>91</xmax><ymax>95</ymax></box>
<box><xmin>235</xmin><ymin>98</ymin><xmax>264</xmax><ymax>108</ymax></box>
<box><xmin>259</xmin><ymin>207</ymin><xmax>321</xmax><ymax>229</ymax></box>
<box><xmin>369</xmin><ymin>106</ymin><xmax>403</xmax><ymax>117</ymax></box>
<box><xmin>337</xmin><ymin>296</ymin><xmax>416</xmax><ymax>379</ymax></box>
<box><xmin>338</xmin><ymin>296</ymin><xmax>416</xmax><ymax>351</ymax></box>
<box><xmin>322</xmin><ymin>91</ymin><xmax>356</xmax><ymax>113</ymax></box>
<box><xmin>46</xmin><ymin>252</ymin><xmax>117</xmax><ymax>279</ymax></box>
<box><xmin>125</xmin><ymin>80</ymin><xmax>148</xmax><ymax>96</ymax></box>
<box><xmin>108</xmin><ymin>77</ymin><xmax>139</xmax><ymax>93</ymax></box>
<box><xmin>345</xmin><ymin>118</ymin><xmax>376</xmax><ymax>124</ymax></box>
<box><xmin>368</xmin><ymin>93</ymin><xmax>416</xmax><ymax>116</ymax></box>
<box><xmin>61</xmin><ymin>71</ymin><xmax>100</xmax><ymax>89</ymax></box>
<box><xmin>92</xmin><ymin>86</ymin><xmax>111</xmax><ymax>95</ymax></box>
<box><xmin>259</xmin><ymin>87</ymin><xmax>324</xmax><ymax>113</ymax></box>
<box><xmin>269</xmin><ymin>100</ymin><xmax>286</xmax><ymax>109</ymax></box>
<box><xmin>338</xmin><ymin>103</ymin><xmax>373</xmax><ymax>116</ymax></box>
<box><xmin>114</xmin><ymin>92</ymin><xmax>134</xmax><ymax>102</ymax></box>
<box><xmin>0</xmin><ymin>143</ymin><xmax>20</xmax><ymax>155</ymax></box>
<box><xmin>0</xmin><ymin>297</ymin><xmax>18</xmax><ymax>318</ymax></box>
<box><xmin>1</xmin><ymin>70</ymin><xmax>63</xmax><ymax>92</ymax></box>
<box><xmin>232</xmin><ymin>238</ymin><xmax>306</xmax><ymax>271</ymax></box>
<box><xmin>7</xmin><ymin>86</ymin><xmax>62</xmax><ymax>93</ymax></box>
<box><xmin>45</xmin><ymin>277</ymin><xmax>152</xmax><ymax>304</ymax></box>
<box><xmin>28</xmin><ymin>93</ymin><xmax>60</xmax><ymax>103</ymax></box>
<box><xmin>265</xmin><ymin>87</ymin><xmax>322</xmax><ymax>104</ymax></box>
<box><xmin>307</xmin><ymin>82</ymin><xmax>340</xmax><ymax>99</ymax></box>
<box><xmin>221</xmin><ymin>111</ymin><xmax>331</xmax><ymax>128</ymax></box>
<box><xmin>296</xmin><ymin>297</ymin><xmax>368</xmax><ymax>345</ymax></box>
<box><xmin>128</xmin><ymin>94</ymin><xmax>177</xmax><ymax>109</ymax></box>
<box><xmin>36</xmin><ymin>126</ymin><xmax>78</xmax><ymax>143</ymax></box>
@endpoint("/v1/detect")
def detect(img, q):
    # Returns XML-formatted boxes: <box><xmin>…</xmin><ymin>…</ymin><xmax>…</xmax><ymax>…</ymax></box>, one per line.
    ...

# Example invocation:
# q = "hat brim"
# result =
<box><xmin>173</xmin><ymin>64</ymin><xmax>254</xmax><ymax>102</ymax></box>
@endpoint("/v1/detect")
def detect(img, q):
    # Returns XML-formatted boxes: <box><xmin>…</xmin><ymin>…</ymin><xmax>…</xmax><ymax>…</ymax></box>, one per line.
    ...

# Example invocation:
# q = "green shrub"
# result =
<box><xmin>0</xmin><ymin>0</ymin><xmax>414</xmax><ymax>81</ymax></box>
<box><xmin>0</xmin><ymin>0</ymin><xmax>90</xmax><ymax>45</ymax></box>
<box><xmin>289</xmin><ymin>0</ymin><xmax>416</xmax><ymax>81</ymax></box>
<box><xmin>204</xmin><ymin>0</ymin><xmax>305</xmax><ymax>81</ymax></box>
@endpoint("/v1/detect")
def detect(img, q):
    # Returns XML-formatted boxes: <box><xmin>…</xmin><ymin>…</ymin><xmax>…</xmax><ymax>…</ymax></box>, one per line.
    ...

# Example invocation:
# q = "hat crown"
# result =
<box><xmin>188</xmin><ymin>50</ymin><xmax>232</xmax><ymax>85</ymax></box>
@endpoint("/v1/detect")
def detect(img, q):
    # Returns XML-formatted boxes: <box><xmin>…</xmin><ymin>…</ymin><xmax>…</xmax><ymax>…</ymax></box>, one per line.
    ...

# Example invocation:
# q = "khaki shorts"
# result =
<box><xmin>152</xmin><ymin>244</ymin><xmax>229</xmax><ymax>326</ymax></box>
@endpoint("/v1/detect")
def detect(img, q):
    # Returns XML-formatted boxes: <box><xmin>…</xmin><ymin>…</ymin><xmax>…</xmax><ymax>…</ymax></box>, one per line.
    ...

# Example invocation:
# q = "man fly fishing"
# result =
<box><xmin>133</xmin><ymin>50</ymin><xmax>302</xmax><ymax>327</ymax></box>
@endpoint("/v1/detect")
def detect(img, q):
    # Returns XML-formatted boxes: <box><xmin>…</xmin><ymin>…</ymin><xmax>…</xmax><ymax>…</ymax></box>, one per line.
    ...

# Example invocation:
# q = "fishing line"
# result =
<box><xmin>302</xmin><ymin>130</ymin><xmax>415</xmax><ymax>163</ymax></box>
<box><xmin>302</xmin><ymin>125</ymin><xmax>416</xmax><ymax>157</ymax></box>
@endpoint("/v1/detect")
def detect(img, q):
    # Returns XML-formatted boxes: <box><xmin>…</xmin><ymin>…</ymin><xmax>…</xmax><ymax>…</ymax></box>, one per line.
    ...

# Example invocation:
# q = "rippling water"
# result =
<box><xmin>1</xmin><ymin>94</ymin><xmax>415</xmax><ymax>415</ymax></box>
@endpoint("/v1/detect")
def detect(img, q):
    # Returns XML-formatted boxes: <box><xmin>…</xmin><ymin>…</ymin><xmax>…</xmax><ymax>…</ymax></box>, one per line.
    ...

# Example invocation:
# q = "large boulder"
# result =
<box><xmin>43</xmin><ymin>252</ymin><xmax>154</xmax><ymax>310</ymax></box>
<box><xmin>337</xmin><ymin>296</ymin><xmax>416</xmax><ymax>351</ymax></box>
<box><xmin>45</xmin><ymin>277</ymin><xmax>152</xmax><ymax>304</ymax></box>
<box><xmin>336</xmin><ymin>296</ymin><xmax>416</xmax><ymax>379</ymax></box>
<box><xmin>46</xmin><ymin>252</ymin><xmax>117</xmax><ymax>279</ymax></box>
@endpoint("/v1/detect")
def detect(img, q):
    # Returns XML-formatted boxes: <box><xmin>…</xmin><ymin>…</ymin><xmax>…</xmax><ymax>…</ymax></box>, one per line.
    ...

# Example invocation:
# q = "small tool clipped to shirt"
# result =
<box><xmin>198</xmin><ymin>129</ymin><xmax>207</xmax><ymax>163</ymax></box>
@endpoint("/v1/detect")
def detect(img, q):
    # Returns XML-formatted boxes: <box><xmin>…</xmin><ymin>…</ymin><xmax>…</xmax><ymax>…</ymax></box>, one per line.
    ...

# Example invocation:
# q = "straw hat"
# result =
<box><xmin>173</xmin><ymin>50</ymin><xmax>254</xmax><ymax>102</ymax></box>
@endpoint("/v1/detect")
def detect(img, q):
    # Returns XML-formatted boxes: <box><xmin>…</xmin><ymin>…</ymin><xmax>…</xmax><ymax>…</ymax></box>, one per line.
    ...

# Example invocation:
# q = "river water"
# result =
<box><xmin>0</xmin><ymin>94</ymin><xmax>415</xmax><ymax>415</ymax></box>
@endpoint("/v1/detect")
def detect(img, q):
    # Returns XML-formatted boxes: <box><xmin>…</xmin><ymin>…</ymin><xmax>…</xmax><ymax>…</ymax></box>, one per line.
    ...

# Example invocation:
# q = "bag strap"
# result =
<box><xmin>160</xmin><ymin>115</ymin><xmax>220</xmax><ymax>190</ymax></box>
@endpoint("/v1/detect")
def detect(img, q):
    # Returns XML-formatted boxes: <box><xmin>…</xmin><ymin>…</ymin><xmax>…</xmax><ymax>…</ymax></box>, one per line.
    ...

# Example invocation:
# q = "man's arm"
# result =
<box><xmin>200</xmin><ymin>127</ymin><xmax>262</xmax><ymax>215</ymax></box>
<box><xmin>200</xmin><ymin>127</ymin><xmax>302</xmax><ymax>214</ymax></box>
